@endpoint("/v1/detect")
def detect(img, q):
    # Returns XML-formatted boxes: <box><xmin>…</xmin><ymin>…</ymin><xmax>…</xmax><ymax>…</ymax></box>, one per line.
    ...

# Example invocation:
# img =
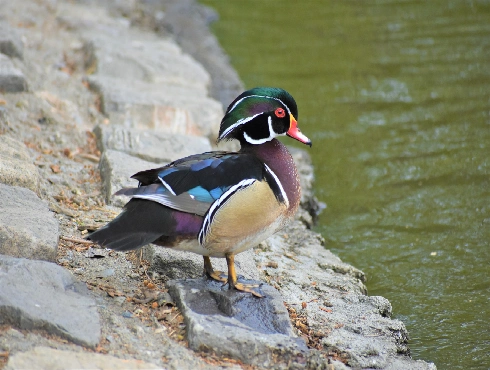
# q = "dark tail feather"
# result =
<box><xmin>87</xmin><ymin>199</ymin><xmax>175</xmax><ymax>251</ymax></box>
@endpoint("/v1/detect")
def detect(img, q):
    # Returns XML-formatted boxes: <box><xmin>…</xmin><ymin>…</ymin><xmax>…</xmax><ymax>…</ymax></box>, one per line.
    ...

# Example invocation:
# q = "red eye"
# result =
<box><xmin>274</xmin><ymin>108</ymin><xmax>286</xmax><ymax>118</ymax></box>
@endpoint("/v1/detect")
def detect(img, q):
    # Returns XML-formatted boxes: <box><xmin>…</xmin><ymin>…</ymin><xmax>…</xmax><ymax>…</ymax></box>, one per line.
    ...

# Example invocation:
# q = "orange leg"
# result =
<box><xmin>225</xmin><ymin>254</ymin><xmax>263</xmax><ymax>298</ymax></box>
<box><xmin>203</xmin><ymin>256</ymin><xmax>227</xmax><ymax>283</ymax></box>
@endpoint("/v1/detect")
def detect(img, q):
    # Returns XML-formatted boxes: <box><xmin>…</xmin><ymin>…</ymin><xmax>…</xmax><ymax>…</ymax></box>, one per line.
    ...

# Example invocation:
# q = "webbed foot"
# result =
<box><xmin>203</xmin><ymin>255</ymin><xmax>265</xmax><ymax>298</ymax></box>
<box><xmin>232</xmin><ymin>281</ymin><xmax>264</xmax><ymax>298</ymax></box>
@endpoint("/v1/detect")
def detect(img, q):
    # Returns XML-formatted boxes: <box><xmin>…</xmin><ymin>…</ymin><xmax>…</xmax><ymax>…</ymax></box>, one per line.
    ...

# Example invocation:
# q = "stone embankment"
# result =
<box><xmin>0</xmin><ymin>0</ymin><xmax>436</xmax><ymax>369</ymax></box>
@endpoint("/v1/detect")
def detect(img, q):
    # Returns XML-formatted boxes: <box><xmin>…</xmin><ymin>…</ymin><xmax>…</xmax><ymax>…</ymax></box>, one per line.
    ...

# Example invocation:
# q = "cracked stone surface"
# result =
<box><xmin>254</xmin><ymin>222</ymin><xmax>436</xmax><ymax>369</ymax></box>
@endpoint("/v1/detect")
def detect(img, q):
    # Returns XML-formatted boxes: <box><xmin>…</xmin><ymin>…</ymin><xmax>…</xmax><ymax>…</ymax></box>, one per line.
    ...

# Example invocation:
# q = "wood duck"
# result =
<box><xmin>88</xmin><ymin>87</ymin><xmax>311</xmax><ymax>297</ymax></box>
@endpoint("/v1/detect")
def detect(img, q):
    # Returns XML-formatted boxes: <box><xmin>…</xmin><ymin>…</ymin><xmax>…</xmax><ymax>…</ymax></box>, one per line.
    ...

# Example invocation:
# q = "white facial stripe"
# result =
<box><xmin>220</xmin><ymin>112</ymin><xmax>262</xmax><ymax>139</ymax></box>
<box><xmin>198</xmin><ymin>178</ymin><xmax>256</xmax><ymax>245</ymax></box>
<box><xmin>228</xmin><ymin>94</ymin><xmax>291</xmax><ymax>115</ymax></box>
<box><xmin>264</xmin><ymin>164</ymin><xmax>289</xmax><ymax>208</ymax></box>
<box><xmin>158</xmin><ymin>176</ymin><xmax>176</xmax><ymax>196</ymax></box>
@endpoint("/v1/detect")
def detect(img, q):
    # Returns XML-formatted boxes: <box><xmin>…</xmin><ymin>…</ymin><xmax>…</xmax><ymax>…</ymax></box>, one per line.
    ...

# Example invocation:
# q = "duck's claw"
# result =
<box><xmin>203</xmin><ymin>256</ymin><xmax>228</xmax><ymax>283</ymax></box>
<box><xmin>233</xmin><ymin>281</ymin><xmax>264</xmax><ymax>298</ymax></box>
<box><xmin>204</xmin><ymin>255</ymin><xmax>265</xmax><ymax>297</ymax></box>
<box><xmin>208</xmin><ymin>270</ymin><xmax>228</xmax><ymax>283</ymax></box>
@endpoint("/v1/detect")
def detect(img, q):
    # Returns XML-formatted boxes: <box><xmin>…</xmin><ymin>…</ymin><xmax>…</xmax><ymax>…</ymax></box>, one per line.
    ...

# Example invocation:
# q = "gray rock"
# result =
<box><xmin>289</xmin><ymin>146</ymin><xmax>316</xmax><ymax>207</ymax></box>
<box><xmin>289</xmin><ymin>146</ymin><xmax>325</xmax><ymax>226</ymax></box>
<box><xmin>95</xmin><ymin>267</ymin><xmax>115</xmax><ymax>278</ymax></box>
<box><xmin>0</xmin><ymin>184</ymin><xmax>58</xmax><ymax>261</ymax></box>
<box><xmin>56</xmin><ymin>1</ymin><xmax>223</xmax><ymax>138</ymax></box>
<box><xmin>0</xmin><ymin>23</ymin><xmax>24</xmax><ymax>59</ymax></box>
<box><xmin>5</xmin><ymin>346</ymin><xmax>162</xmax><ymax>370</ymax></box>
<box><xmin>0</xmin><ymin>54</ymin><xmax>26</xmax><ymax>92</ymax></box>
<box><xmin>150</xmin><ymin>247</ymin><xmax>260</xmax><ymax>281</ymax></box>
<box><xmin>86</xmin><ymin>32</ymin><xmax>211</xmax><ymax>93</ymax></box>
<box><xmin>87</xmin><ymin>75</ymin><xmax>223</xmax><ymax>139</ymax></box>
<box><xmin>97</xmin><ymin>149</ymin><xmax>158</xmax><ymax>206</ymax></box>
<box><xmin>153</xmin><ymin>0</ymin><xmax>245</xmax><ymax>107</ymax></box>
<box><xmin>0</xmin><ymin>256</ymin><xmax>101</xmax><ymax>348</ymax></box>
<box><xmin>167</xmin><ymin>278</ymin><xmax>308</xmax><ymax>368</ymax></box>
<box><xmin>385</xmin><ymin>358</ymin><xmax>438</xmax><ymax>370</ymax></box>
<box><xmin>58</xmin><ymin>3</ymin><xmax>210</xmax><ymax>89</ymax></box>
<box><xmin>0</xmin><ymin>135</ymin><xmax>40</xmax><ymax>193</ymax></box>
<box><xmin>94</xmin><ymin>125</ymin><xmax>211</xmax><ymax>164</ymax></box>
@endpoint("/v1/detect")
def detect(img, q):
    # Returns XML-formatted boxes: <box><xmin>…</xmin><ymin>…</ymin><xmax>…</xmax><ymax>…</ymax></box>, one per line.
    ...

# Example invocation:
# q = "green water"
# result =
<box><xmin>201</xmin><ymin>1</ymin><xmax>490</xmax><ymax>368</ymax></box>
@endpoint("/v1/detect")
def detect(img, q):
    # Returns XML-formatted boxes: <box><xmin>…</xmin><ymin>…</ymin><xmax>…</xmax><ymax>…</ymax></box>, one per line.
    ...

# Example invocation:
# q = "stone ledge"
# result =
<box><xmin>0</xmin><ymin>135</ymin><xmax>40</xmax><ymax>193</ymax></box>
<box><xmin>0</xmin><ymin>23</ymin><xmax>24</xmax><ymax>59</ymax></box>
<box><xmin>0</xmin><ymin>184</ymin><xmax>58</xmax><ymax>261</ymax></box>
<box><xmin>0</xmin><ymin>256</ymin><xmax>101</xmax><ymax>348</ymax></box>
<box><xmin>0</xmin><ymin>54</ymin><xmax>27</xmax><ymax>93</ymax></box>
<box><xmin>167</xmin><ymin>278</ymin><xmax>309</xmax><ymax>368</ymax></box>
<box><xmin>94</xmin><ymin>125</ymin><xmax>212</xmax><ymax>164</ymax></box>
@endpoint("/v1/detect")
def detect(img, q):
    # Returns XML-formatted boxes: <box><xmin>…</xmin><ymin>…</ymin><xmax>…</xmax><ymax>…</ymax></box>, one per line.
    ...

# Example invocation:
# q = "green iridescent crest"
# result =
<box><xmin>218</xmin><ymin>87</ymin><xmax>298</xmax><ymax>141</ymax></box>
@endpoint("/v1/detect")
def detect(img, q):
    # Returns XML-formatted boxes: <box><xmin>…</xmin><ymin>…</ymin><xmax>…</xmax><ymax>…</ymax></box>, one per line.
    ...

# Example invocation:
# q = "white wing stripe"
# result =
<box><xmin>264</xmin><ymin>164</ymin><xmax>289</xmax><ymax>208</ymax></box>
<box><xmin>158</xmin><ymin>176</ymin><xmax>176</xmax><ymax>196</ymax></box>
<box><xmin>198</xmin><ymin>178</ymin><xmax>256</xmax><ymax>245</ymax></box>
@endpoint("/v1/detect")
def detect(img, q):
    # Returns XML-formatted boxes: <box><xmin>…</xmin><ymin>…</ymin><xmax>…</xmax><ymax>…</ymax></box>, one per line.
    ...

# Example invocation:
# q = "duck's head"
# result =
<box><xmin>218</xmin><ymin>87</ymin><xmax>312</xmax><ymax>147</ymax></box>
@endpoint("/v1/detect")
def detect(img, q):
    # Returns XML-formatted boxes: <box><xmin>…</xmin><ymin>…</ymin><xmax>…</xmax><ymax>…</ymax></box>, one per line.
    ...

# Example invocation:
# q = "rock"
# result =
<box><xmin>95</xmin><ymin>268</ymin><xmax>115</xmax><ymax>278</ymax></box>
<box><xmin>0</xmin><ymin>184</ymin><xmax>58</xmax><ymax>261</ymax></box>
<box><xmin>0</xmin><ymin>135</ymin><xmax>40</xmax><ymax>193</ymax></box>
<box><xmin>82</xmin><ymin>30</ymin><xmax>222</xmax><ymax>138</ymax></box>
<box><xmin>94</xmin><ymin>125</ymin><xmax>212</xmax><ymax>163</ymax></box>
<box><xmin>152</xmin><ymin>0</ymin><xmax>245</xmax><ymax>107</ymax></box>
<box><xmin>289</xmin><ymin>146</ymin><xmax>325</xmax><ymax>226</ymax></box>
<box><xmin>167</xmin><ymin>278</ymin><xmax>308</xmax><ymax>368</ymax></box>
<box><xmin>0</xmin><ymin>23</ymin><xmax>24</xmax><ymax>59</ymax></box>
<box><xmin>150</xmin><ymin>247</ymin><xmax>260</xmax><ymax>281</ymax></box>
<box><xmin>0</xmin><ymin>256</ymin><xmax>101</xmax><ymax>348</ymax></box>
<box><xmin>89</xmin><ymin>37</ymin><xmax>208</xmax><ymax>91</ymax></box>
<box><xmin>385</xmin><ymin>358</ymin><xmax>438</xmax><ymax>370</ymax></box>
<box><xmin>95</xmin><ymin>127</ymin><xmax>212</xmax><ymax>206</ymax></box>
<box><xmin>87</xmin><ymin>75</ymin><xmax>223</xmax><ymax>139</ymax></box>
<box><xmin>97</xmin><ymin>149</ymin><xmax>164</xmax><ymax>207</ymax></box>
<box><xmin>5</xmin><ymin>346</ymin><xmax>163</xmax><ymax>370</ymax></box>
<box><xmin>0</xmin><ymin>54</ymin><xmax>27</xmax><ymax>92</ymax></box>
<box><xmin>289</xmin><ymin>147</ymin><xmax>315</xmax><ymax>205</ymax></box>
<box><xmin>55</xmin><ymin>1</ymin><xmax>223</xmax><ymax>138</ymax></box>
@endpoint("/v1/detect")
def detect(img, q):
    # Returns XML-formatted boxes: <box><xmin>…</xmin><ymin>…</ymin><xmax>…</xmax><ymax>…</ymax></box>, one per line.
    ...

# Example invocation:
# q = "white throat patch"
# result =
<box><xmin>243</xmin><ymin>116</ymin><xmax>285</xmax><ymax>145</ymax></box>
